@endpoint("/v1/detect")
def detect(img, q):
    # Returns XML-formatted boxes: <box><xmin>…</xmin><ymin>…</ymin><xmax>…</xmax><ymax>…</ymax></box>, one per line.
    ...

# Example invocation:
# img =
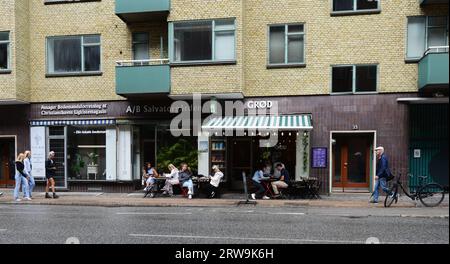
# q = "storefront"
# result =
<box><xmin>29</xmin><ymin>100</ymin><xmax>197</xmax><ymax>192</ymax></box>
<box><xmin>0</xmin><ymin>104</ymin><xmax>30</xmax><ymax>188</ymax></box>
<box><xmin>198</xmin><ymin>93</ymin><xmax>413</xmax><ymax>194</ymax></box>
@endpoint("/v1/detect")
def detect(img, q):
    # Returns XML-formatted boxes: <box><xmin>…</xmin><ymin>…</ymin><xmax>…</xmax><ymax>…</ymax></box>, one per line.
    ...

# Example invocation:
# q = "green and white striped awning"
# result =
<box><xmin>202</xmin><ymin>115</ymin><xmax>313</xmax><ymax>131</ymax></box>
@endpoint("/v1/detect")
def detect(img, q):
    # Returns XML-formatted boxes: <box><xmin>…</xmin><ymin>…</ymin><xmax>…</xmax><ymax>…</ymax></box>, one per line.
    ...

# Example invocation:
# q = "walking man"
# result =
<box><xmin>45</xmin><ymin>151</ymin><xmax>59</xmax><ymax>199</ymax></box>
<box><xmin>371</xmin><ymin>146</ymin><xmax>392</xmax><ymax>203</ymax></box>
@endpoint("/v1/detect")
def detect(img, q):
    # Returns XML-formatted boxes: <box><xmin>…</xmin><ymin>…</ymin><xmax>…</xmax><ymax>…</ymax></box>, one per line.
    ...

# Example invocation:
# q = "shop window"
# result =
<box><xmin>406</xmin><ymin>16</ymin><xmax>449</xmax><ymax>60</ymax></box>
<box><xmin>332</xmin><ymin>0</ymin><xmax>380</xmax><ymax>13</ymax></box>
<box><xmin>268</xmin><ymin>24</ymin><xmax>305</xmax><ymax>66</ymax></box>
<box><xmin>0</xmin><ymin>31</ymin><xmax>10</xmax><ymax>72</ymax></box>
<box><xmin>171</xmin><ymin>19</ymin><xmax>236</xmax><ymax>63</ymax></box>
<box><xmin>67</xmin><ymin>126</ymin><xmax>106</xmax><ymax>181</ymax></box>
<box><xmin>332</xmin><ymin>64</ymin><xmax>377</xmax><ymax>94</ymax></box>
<box><xmin>46</xmin><ymin>34</ymin><xmax>101</xmax><ymax>75</ymax></box>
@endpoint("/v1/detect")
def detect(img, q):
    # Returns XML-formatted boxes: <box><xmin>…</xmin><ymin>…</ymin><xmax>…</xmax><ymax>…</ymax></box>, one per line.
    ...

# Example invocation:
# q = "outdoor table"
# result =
<box><xmin>260</xmin><ymin>178</ymin><xmax>276</xmax><ymax>198</ymax></box>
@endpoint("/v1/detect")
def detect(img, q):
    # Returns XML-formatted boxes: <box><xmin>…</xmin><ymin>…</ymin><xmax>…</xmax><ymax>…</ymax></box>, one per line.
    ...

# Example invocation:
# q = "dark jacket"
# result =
<box><xmin>280</xmin><ymin>168</ymin><xmax>291</xmax><ymax>185</ymax></box>
<box><xmin>46</xmin><ymin>159</ymin><xmax>56</xmax><ymax>178</ymax></box>
<box><xmin>16</xmin><ymin>161</ymin><xmax>28</xmax><ymax>177</ymax></box>
<box><xmin>179</xmin><ymin>170</ymin><xmax>192</xmax><ymax>184</ymax></box>
<box><xmin>376</xmin><ymin>154</ymin><xmax>391</xmax><ymax>179</ymax></box>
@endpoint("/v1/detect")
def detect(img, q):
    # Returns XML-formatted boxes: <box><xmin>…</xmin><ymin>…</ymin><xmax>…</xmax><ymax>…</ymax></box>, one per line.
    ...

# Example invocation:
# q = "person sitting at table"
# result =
<box><xmin>143</xmin><ymin>162</ymin><xmax>158</xmax><ymax>192</ymax></box>
<box><xmin>272</xmin><ymin>162</ymin><xmax>284</xmax><ymax>178</ymax></box>
<box><xmin>271</xmin><ymin>163</ymin><xmax>290</xmax><ymax>198</ymax></box>
<box><xmin>161</xmin><ymin>164</ymin><xmax>179</xmax><ymax>197</ymax></box>
<box><xmin>179</xmin><ymin>162</ymin><xmax>194</xmax><ymax>199</ymax></box>
<box><xmin>263</xmin><ymin>160</ymin><xmax>272</xmax><ymax>177</ymax></box>
<box><xmin>251</xmin><ymin>164</ymin><xmax>270</xmax><ymax>200</ymax></box>
<box><xmin>206</xmin><ymin>165</ymin><xmax>223</xmax><ymax>198</ymax></box>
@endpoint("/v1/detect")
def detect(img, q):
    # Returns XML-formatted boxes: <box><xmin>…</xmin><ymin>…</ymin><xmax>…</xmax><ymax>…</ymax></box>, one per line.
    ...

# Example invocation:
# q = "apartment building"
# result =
<box><xmin>0</xmin><ymin>0</ymin><xmax>448</xmax><ymax>193</ymax></box>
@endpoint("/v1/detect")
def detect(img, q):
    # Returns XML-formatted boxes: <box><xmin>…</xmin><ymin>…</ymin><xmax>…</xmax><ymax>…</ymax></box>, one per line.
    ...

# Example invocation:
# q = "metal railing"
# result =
<box><xmin>424</xmin><ymin>45</ymin><xmax>449</xmax><ymax>56</ymax></box>
<box><xmin>116</xmin><ymin>58</ymin><xmax>170</xmax><ymax>67</ymax></box>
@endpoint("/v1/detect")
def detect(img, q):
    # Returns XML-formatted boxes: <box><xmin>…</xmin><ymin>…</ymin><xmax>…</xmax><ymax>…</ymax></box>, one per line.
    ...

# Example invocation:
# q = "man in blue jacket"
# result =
<box><xmin>371</xmin><ymin>146</ymin><xmax>392</xmax><ymax>203</ymax></box>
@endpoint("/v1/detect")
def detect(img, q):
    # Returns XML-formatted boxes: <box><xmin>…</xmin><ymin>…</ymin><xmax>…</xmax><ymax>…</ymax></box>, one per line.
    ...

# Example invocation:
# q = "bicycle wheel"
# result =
<box><xmin>384</xmin><ymin>186</ymin><xmax>398</xmax><ymax>208</ymax></box>
<box><xmin>418</xmin><ymin>183</ymin><xmax>445</xmax><ymax>207</ymax></box>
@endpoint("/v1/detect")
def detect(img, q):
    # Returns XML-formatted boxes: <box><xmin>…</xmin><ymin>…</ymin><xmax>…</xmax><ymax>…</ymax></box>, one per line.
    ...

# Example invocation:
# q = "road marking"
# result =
<box><xmin>268</xmin><ymin>212</ymin><xmax>305</xmax><ymax>215</ymax></box>
<box><xmin>116</xmin><ymin>212</ymin><xmax>192</xmax><ymax>215</ymax></box>
<box><xmin>129</xmin><ymin>234</ymin><xmax>436</xmax><ymax>244</ymax></box>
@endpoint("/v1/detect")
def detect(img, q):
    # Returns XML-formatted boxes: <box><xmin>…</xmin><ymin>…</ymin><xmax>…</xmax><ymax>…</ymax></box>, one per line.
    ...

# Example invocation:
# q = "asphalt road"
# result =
<box><xmin>0</xmin><ymin>204</ymin><xmax>448</xmax><ymax>244</ymax></box>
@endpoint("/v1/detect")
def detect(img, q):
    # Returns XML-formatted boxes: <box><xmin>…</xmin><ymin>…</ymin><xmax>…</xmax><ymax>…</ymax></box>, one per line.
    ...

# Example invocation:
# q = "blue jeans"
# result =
<box><xmin>182</xmin><ymin>180</ymin><xmax>194</xmax><ymax>195</ymax></box>
<box><xmin>28</xmin><ymin>176</ymin><xmax>35</xmax><ymax>197</ymax></box>
<box><xmin>14</xmin><ymin>173</ymin><xmax>30</xmax><ymax>199</ymax></box>
<box><xmin>252</xmin><ymin>180</ymin><xmax>265</xmax><ymax>198</ymax></box>
<box><xmin>373</xmin><ymin>177</ymin><xmax>391</xmax><ymax>202</ymax></box>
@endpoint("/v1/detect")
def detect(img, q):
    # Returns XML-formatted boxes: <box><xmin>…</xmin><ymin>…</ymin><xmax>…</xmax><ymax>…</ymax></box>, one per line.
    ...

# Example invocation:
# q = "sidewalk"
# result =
<box><xmin>0</xmin><ymin>189</ymin><xmax>448</xmax><ymax>209</ymax></box>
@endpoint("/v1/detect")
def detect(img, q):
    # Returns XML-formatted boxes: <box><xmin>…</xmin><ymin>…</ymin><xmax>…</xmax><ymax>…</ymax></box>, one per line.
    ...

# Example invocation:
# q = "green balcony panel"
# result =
<box><xmin>420</xmin><ymin>0</ymin><xmax>448</xmax><ymax>5</ymax></box>
<box><xmin>115</xmin><ymin>0</ymin><xmax>170</xmax><ymax>23</ymax></box>
<box><xmin>418</xmin><ymin>52</ymin><xmax>449</xmax><ymax>95</ymax></box>
<box><xmin>116</xmin><ymin>65</ymin><xmax>170</xmax><ymax>95</ymax></box>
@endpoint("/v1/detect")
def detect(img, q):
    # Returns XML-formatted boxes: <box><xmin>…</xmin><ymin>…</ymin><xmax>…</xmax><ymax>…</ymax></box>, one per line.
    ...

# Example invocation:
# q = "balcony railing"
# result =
<box><xmin>116</xmin><ymin>59</ymin><xmax>170</xmax><ymax>96</ymax></box>
<box><xmin>418</xmin><ymin>46</ymin><xmax>449</xmax><ymax>95</ymax></box>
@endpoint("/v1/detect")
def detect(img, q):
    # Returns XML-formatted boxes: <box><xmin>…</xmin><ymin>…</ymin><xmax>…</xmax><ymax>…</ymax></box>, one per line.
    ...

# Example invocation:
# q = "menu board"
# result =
<box><xmin>312</xmin><ymin>147</ymin><xmax>327</xmax><ymax>168</ymax></box>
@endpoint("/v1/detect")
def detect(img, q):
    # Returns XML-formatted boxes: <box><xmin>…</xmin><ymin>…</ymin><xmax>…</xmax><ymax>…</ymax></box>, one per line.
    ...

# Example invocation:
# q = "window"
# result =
<box><xmin>132</xmin><ymin>32</ymin><xmax>149</xmax><ymax>61</ymax></box>
<box><xmin>332</xmin><ymin>0</ymin><xmax>380</xmax><ymax>13</ymax></box>
<box><xmin>268</xmin><ymin>24</ymin><xmax>305</xmax><ymax>65</ymax></box>
<box><xmin>332</xmin><ymin>65</ymin><xmax>377</xmax><ymax>93</ymax></box>
<box><xmin>47</xmin><ymin>35</ymin><xmax>101</xmax><ymax>74</ymax></box>
<box><xmin>172</xmin><ymin>19</ymin><xmax>236</xmax><ymax>63</ymax></box>
<box><xmin>406</xmin><ymin>16</ymin><xmax>449</xmax><ymax>60</ymax></box>
<box><xmin>0</xmin><ymin>31</ymin><xmax>10</xmax><ymax>71</ymax></box>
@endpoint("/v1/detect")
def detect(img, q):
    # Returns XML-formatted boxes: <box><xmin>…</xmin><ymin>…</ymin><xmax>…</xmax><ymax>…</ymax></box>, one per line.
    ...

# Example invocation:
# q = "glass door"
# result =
<box><xmin>48</xmin><ymin>127</ymin><xmax>67</xmax><ymax>189</ymax></box>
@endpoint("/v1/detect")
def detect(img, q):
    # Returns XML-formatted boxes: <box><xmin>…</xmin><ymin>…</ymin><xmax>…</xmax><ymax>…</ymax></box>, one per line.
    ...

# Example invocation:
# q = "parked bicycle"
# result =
<box><xmin>385</xmin><ymin>173</ymin><xmax>445</xmax><ymax>208</ymax></box>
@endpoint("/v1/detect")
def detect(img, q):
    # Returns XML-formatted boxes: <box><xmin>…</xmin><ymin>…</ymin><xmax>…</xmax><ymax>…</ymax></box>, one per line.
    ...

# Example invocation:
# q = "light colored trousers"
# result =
<box><xmin>14</xmin><ymin>173</ymin><xmax>30</xmax><ymax>199</ymax></box>
<box><xmin>182</xmin><ymin>180</ymin><xmax>194</xmax><ymax>195</ymax></box>
<box><xmin>271</xmin><ymin>181</ymin><xmax>288</xmax><ymax>195</ymax></box>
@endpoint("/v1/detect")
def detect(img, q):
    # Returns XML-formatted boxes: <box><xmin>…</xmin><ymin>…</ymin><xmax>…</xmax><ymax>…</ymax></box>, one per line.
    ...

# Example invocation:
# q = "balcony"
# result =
<box><xmin>116</xmin><ymin>59</ymin><xmax>170</xmax><ymax>96</ymax></box>
<box><xmin>420</xmin><ymin>0</ymin><xmax>448</xmax><ymax>6</ymax></box>
<box><xmin>115</xmin><ymin>0</ymin><xmax>170</xmax><ymax>23</ymax></box>
<box><xmin>418</xmin><ymin>46</ymin><xmax>449</xmax><ymax>96</ymax></box>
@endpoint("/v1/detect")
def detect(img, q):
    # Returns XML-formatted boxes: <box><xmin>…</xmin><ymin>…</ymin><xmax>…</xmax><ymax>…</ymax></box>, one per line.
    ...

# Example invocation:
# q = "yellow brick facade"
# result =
<box><xmin>0</xmin><ymin>0</ymin><xmax>448</xmax><ymax>103</ymax></box>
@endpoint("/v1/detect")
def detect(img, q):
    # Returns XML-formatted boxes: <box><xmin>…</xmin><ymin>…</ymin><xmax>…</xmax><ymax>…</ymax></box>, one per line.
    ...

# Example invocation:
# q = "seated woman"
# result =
<box><xmin>161</xmin><ymin>164</ymin><xmax>179</xmax><ymax>196</ymax></box>
<box><xmin>179</xmin><ymin>163</ymin><xmax>194</xmax><ymax>199</ymax></box>
<box><xmin>206</xmin><ymin>165</ymin><xmax>223</xmax><ymax>198</ymax></box>
<box><xmin>251</xmin><ymin>164</ymin><xmax>270</xmax><ymax>200</ymax></box>
<box><xmin>143</xmin><ymin>162</ymin><xmax>159</xmax><ymax>194</ymax></box>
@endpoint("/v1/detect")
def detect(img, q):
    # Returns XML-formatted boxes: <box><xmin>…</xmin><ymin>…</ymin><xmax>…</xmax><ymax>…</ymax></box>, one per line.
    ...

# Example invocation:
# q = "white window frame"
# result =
<box><xmin>46</xmin><ymin>34</ymin><xmax>102</xmax><ymax>75</ymax></box>
<box><xmin>0</xmin><ymin>31</ymin><xmax>10</xmax><ymax>72</ymax></box>
<box><xmin>330</xmin><ymin>64</ymin><xmax>379</xmax><ymax>95</ymax></box>
<box><xmin>331</xmin><ymin>0</ymin><xmax>381</xmax><ymax>15</ymax></box>
<box><xmin>267</xmin><ymin>23</ymin><xmax>306</xmax><ymax>67</ymax></box>
<box><xmin>405</xmin><ymin>15</ymin><xmax>449</xmax><ymax>61</ymax></box>
<box><xmin>170</xmin><ymin>18</ymin><xmax>237</xmax><ymax>64</ymax></box>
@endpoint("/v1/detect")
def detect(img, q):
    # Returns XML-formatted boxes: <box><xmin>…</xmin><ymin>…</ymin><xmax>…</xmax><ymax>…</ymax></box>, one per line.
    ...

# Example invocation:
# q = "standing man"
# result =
<box><xmin>24</xmin><ymin>151</ymin><xmax>35</xmax><ymax>198</ymax></box>
<box><xmin>371</xmin><ymin>146</ymin><xmax>392</xmax><ymax>203</ymax></box>
<box><xmin>271</xmin><ymin>163</ymin><xmax>290</xmax><ymax>198</ymax></box>
<box><xmin>45</xmin><ymin>151</ymin><xmax>59</xmax><ymax>199</ymax></box>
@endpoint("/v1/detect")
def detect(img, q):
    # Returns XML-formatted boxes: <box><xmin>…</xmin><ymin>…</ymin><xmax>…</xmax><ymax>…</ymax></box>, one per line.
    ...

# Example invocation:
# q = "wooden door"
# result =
<box><xmin>0</xmin><ymin>139</ymin><xmax>15</xmax><ymax>186</ymax></box>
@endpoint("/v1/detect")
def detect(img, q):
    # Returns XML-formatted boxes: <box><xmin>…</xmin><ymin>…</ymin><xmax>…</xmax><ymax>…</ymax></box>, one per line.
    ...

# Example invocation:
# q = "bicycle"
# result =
<box><xmin>384</xmin><ymin>173</ymin><xmax>445</xmax><ymax>208</ymax></box>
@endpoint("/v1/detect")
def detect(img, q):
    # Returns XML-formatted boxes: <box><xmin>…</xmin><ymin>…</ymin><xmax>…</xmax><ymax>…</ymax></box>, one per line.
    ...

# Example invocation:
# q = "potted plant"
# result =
<box><xmin>86</xmin><ymin>151</ymin><xmax>100</xmax><ymax>180</ymax></box>
<box><xmin>71</xmin><ymin>153</ymin><xmax>85</xmax><ymax>179</ymax></box>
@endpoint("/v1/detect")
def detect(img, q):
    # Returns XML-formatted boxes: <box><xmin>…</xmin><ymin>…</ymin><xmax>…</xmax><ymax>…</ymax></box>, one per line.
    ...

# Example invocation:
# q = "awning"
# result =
<box><xmin>30</xmin><ymin>119</ymin><xmax>116</xmax><ymax>126</ymax></box>
<box><xmin>202</xmin><ymin>115</ymin><xmax>313</xmax><ymax>131</ymax></box>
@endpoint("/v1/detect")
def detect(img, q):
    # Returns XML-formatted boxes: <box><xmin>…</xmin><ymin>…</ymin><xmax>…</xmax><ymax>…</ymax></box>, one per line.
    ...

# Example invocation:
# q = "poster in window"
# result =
<box><xmin>311</xmin><ymin>147</ymin><xmax>327</xmax><ymax>168</ymax></box>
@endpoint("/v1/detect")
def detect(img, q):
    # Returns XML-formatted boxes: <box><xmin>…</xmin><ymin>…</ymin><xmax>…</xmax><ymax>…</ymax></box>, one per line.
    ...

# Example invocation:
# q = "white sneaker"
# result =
<box><xmin>263</xmin><ymin>196</ymin><xmax>270</xmax><ymax>200</ymax></box>
<box><xmin>251</xmin><ymin>193</ymin><xmax>256</xmax><ymax>200</ymax></box>
<box><xmin>24</xmin><ymin>197</ymin><xmax>32</xmax><ymax>201</ymax></box>
<box><xmin>188</xmin><ymin>194</ymin><xmax>192</xmax><ymax>199</ymax></box>
<box><xmin>15</xmin><ymin>198</ymin><xmax>22</xmax><ymax>202</ymax></box>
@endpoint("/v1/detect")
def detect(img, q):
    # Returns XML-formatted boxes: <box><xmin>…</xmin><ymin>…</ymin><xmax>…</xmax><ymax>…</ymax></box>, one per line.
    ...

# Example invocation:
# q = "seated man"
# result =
<box><xmin>271</xmin><ymin>163</ymin><xmax>290</xmax><ymax>198</ymax></box>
